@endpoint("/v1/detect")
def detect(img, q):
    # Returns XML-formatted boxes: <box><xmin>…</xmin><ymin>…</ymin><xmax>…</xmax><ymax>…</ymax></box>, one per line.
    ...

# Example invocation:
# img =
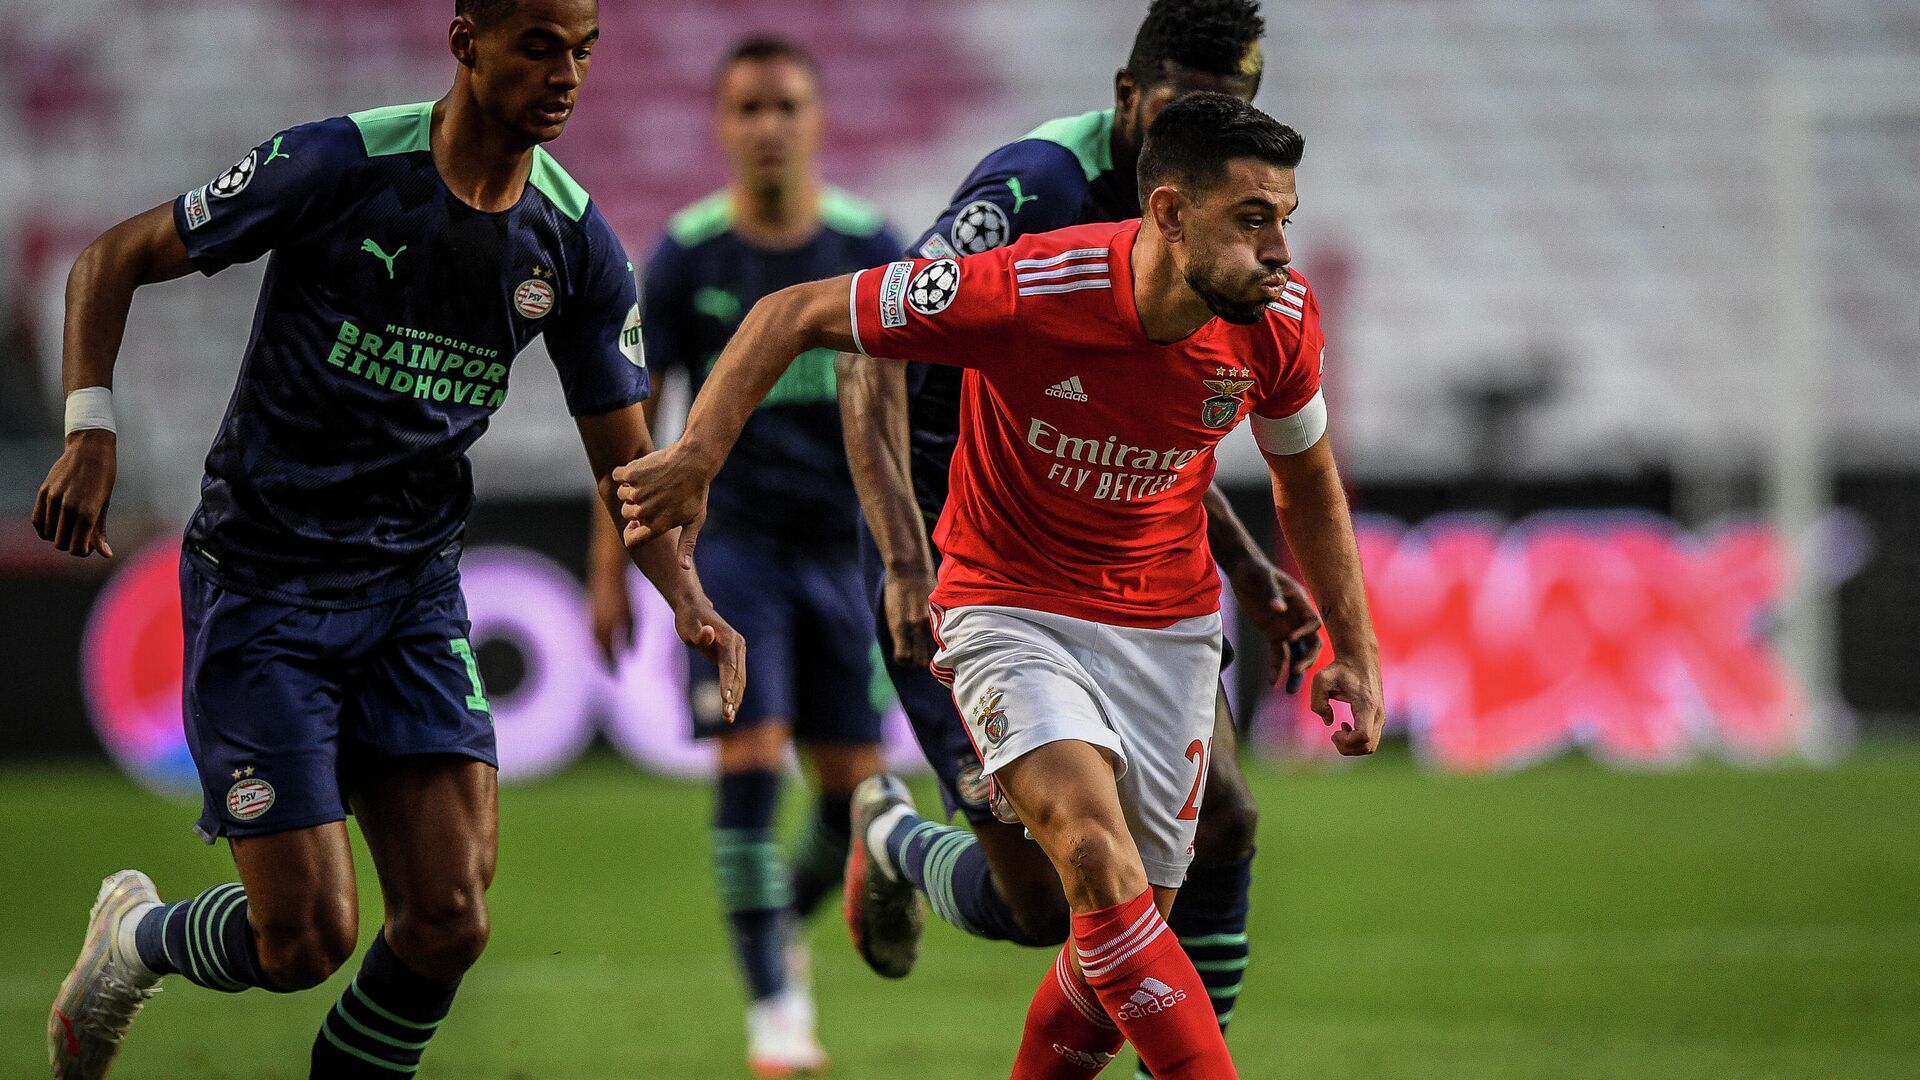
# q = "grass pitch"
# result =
<box><xmin>3</xmin><ymin>746</ymin><xmax>1916</xmax><ymax>1079</ymax></box>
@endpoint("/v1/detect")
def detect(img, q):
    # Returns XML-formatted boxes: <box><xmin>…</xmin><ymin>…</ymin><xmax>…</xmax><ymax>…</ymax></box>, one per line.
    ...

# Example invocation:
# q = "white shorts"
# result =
<box><xmin>930</xmin><ymin>604</ymin><xmax>1224</xmax><ymax>887</ymax></box>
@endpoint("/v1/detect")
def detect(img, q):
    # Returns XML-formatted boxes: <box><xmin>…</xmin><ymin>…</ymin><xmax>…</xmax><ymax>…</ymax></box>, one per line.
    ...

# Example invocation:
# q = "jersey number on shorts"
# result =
<box><xmin>1177</xmin><ymin>738</ymin><xmax>1211</xmax><ymax>821</ymax></box>
<box><xmin>448</xmin><ymin>638</ymin><xmax>493</xmax><ymax>715</ymax></box>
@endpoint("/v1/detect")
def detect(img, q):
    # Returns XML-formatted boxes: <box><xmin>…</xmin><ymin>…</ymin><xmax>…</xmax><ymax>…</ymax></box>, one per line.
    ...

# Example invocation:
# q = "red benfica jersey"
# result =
<box><xmin>849</xmin><ymin>220</ymin><xmax>1326</xmax><ymax>628</ymax></box>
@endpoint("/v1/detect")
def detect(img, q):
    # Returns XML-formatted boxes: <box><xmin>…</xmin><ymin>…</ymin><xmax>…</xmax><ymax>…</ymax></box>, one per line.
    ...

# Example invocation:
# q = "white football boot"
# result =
<box><xmin>746</xmin><ymin>984</ymin><xmax>828</xmax><ymax>1077</ymax></box>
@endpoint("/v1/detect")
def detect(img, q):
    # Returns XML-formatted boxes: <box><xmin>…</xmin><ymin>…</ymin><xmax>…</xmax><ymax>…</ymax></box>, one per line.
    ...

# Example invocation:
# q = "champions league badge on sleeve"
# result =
<box><xmin>908</xmin><ymin>259</ymin><xmax>961</xmax><ymax>316</ymax></box>
<box><xmin>207</xmin><ymin>150</ymin><xmax>258</xmax><ymax>199</ymax></box>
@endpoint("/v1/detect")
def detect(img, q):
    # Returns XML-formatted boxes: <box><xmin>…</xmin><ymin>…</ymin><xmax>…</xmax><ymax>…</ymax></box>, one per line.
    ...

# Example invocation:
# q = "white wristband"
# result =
<box><xmin>64</xmin><ymin>386</ymin><xmax>116</xmax><ymax>437</ymax></box>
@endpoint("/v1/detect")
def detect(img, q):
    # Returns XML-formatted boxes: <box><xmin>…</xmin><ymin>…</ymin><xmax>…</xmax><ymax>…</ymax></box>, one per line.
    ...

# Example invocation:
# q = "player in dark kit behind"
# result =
<box><xmin>585</xmin><ymin>38</ymin><xmax>902</xmax><ymax>1076</ymax></box>
<box><xmin>834</xmin><ymin>3</ymin><xmax>1313</xmax><ymax>1075</ymax></box>
<box><xmin>35</xmin><ymin>2</ymin><xmax>741</xmax><ymax>1077</ymax></box>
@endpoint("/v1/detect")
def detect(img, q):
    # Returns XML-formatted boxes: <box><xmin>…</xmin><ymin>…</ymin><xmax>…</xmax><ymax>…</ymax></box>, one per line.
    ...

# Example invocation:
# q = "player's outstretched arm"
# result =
<box><xmin>1262</xmin><ymin>435</ymin><xmax>1384</xmax><ymax>754</ymax></box>
<box><xmin>836</xmin><ymin>351</ymin><xmax>937</xmax><ymax>667</ymax></box>
<box><xmin>614</xmin><ymin>274</ymin><xmax>857</xmax><ymax>555</ymax></box>
<box><xmin>33</xmin><ymin>203</ymin><xmax>197</xmax><ymax>558</ymax></box>
<box><xmin>579</xmin><ymin>404</ymin><xmax>744</xmax><ymax>721</ymax></box>
<box><xmin>1204</xmin><ymin>483</ymin><xmax>1323</xmax><ymax>692</ymax></box>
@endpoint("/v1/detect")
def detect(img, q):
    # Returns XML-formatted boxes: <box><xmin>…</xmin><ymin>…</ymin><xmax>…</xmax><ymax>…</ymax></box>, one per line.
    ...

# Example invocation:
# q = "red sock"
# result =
<box><xmin>1073</xmin><ymin>890</ymin><xmax>1237</xmax><ymax>1080</ymax></box>
<box><xmin>1011</xmin><ymin>946</ymin><xmax>1126</xmax><ymax>1078</ymax></box>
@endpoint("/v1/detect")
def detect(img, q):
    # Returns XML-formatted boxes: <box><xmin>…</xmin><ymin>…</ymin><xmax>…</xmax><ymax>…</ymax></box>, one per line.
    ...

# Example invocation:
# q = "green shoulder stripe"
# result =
<box><xmin>819</xmin><ymin>187</ymin><xmax>887</xmax><ymax>238</ymax></box>
<box><xmin>529</xmin><ymin>147</ymin><xmax>589</xmax><ymax>222</ymax></box>
<box><xmin>349</xmin><ymin>101</ymin><xmax>434</xmax><ymax>157</ymax></box>
<box><xmin>666</xmin><ymin>190</ymin><xmax>734</xmax><ymax>248</ymax></box>
<box><xmin>1019</xmin><ymin>108</ymin><xmax>1114</xmax><ymax>182</ymax></box>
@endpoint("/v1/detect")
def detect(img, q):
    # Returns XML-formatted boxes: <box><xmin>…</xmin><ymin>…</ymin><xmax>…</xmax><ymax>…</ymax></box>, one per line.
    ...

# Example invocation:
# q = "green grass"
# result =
<box><xmin>5</xmin><ymin>747</ymin><xmax>1919</xmax><ymax>1079</ymax></box>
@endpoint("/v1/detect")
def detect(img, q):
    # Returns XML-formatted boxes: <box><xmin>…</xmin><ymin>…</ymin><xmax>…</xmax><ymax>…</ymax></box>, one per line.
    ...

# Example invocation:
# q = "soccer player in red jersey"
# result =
<box><xmin>616</xmin><ymin>93</ymin><xmax>1384</xmax><ymax>1078</ymax></box>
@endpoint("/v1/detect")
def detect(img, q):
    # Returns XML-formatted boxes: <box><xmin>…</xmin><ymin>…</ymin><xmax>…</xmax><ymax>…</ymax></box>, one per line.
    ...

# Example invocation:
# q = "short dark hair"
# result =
<box><xmin>714</xmin><ymin>35</ymin><xmax>818</xmax><ymax>87</ymax></box>
<box><xmin>1126</xmin><ymin>0</ymin><xmax>1265</xmax><ymax>87</ymax></box>
<box><xmin>454</xmin><ymin>0</ymin><xmax>517</xmax><ymax>26</ymax></box>
<box><xmin>1136</xmin><ymin>92</ymin><xmax>1302</xmax><ymax>205</ymax></box>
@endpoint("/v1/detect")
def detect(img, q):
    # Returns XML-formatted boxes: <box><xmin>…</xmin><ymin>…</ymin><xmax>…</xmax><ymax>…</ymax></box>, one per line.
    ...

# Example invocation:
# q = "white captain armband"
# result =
<box><xmin>1249</xmin><ymin>389</ymin><xmax>1327</xmax><ymax>455</ymax></box>
<box><xmin>64</xmin><ymin>386</ymin><xmax>116</xmax><ymax>437</ymax></box>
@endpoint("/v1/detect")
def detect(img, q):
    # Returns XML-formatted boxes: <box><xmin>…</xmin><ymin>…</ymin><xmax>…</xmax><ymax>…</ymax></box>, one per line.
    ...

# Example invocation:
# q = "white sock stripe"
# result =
<box><xmin>1076</xmin><ymin>905</ymin><xmax>1160</xmax><ymax>962</ymax></box>
<box><xmin>1079</xmin><ymin>920</ymin><xmax>1169</xmax><ymax>980</ymax></box>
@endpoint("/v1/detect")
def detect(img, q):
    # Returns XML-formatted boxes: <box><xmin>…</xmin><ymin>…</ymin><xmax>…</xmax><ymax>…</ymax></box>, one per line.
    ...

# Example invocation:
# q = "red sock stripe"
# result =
<box><xmin>1053</xmin><ymin>949</ymin><xmax>1116</xmax><ymax>1030</ymax></box>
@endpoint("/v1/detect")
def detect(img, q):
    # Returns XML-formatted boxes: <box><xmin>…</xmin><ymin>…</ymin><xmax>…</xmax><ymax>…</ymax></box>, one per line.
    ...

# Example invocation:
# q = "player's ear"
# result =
<box><xmin>1114</xmin><ymin>68</ymin><xmax>1138</xmax><ymax>116</ymax></box>
<box><xmin>449</xmin><ymin>16</ymin><xmax>479</xmax><ymax>68</ymax></box>
<box><xmin>1147</xmin><ymin>185</ymin><xmax>1187</xmax><ymax>243</ymax></box>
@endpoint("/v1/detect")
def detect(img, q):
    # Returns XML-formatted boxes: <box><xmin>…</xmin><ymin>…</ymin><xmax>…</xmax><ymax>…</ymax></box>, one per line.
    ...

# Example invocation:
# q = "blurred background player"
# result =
<box><xmin>611</xmin><ymin>91</ymin><xmax>1386</xmax><ymax>1080</ymax></box>
<box><xmin>36</xmin><ymin>1</ymin><xmax>741</xmax><ymax>1078</ymax></box>
<box><xmin>585</xmin><ymin>36</ymin><xmax>901</xmax><ymax>1077</ymax></box>
<box><xmin>834</xmin><ymin>3</ymin><xmax>1310</xmax><ymax>1073</ymax></box>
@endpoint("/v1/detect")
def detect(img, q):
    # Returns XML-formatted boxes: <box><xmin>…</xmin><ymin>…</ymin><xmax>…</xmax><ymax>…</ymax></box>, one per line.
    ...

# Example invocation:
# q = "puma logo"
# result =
<box><xmin>1006</xmin><ymin>176</ymin><xmax>1039</xmax><ymax>214</ymax></box>
<box><xmin>360</xmin><ymin>238</ymin><xmax>406</xmax><ymax>279</ymax></box>
<box><xmin>264</xmin><ymin>135</ymin><xmax>291</xmax><ymax>165</ymax></box>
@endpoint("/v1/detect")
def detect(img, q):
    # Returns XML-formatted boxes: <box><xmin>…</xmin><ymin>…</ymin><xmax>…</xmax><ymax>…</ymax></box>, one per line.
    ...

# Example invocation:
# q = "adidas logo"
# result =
<box><xmin>1051</xmin><ymin>1043</ymin><xmax>1116</xmax><ymax>1069</ymax></box>
<box><xmin>1116</xmin><ymin>976</ymin><xmax>1186</xmax><ymax>1021</ymax></box>
<box><xmin>1045</xmin><ymin>376</ymin><xmax>1089</xmax><ymax>402</ymax></box>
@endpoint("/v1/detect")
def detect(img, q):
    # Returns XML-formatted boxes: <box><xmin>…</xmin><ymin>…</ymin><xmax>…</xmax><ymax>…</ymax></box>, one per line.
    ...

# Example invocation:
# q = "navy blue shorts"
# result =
<box><xmin>179</xmin><ymin>552</ymin><xmax>498</xmax><ymax>842</ymax></box>
<box><xmin>856</xmin><ymin>521</ymin><xmax>995</xmax><ymax>824</ymax></box>
<box><xmin>689</xmin><ymin>532</ymin><xmax>881</xmax><ymax>745</ymax></box>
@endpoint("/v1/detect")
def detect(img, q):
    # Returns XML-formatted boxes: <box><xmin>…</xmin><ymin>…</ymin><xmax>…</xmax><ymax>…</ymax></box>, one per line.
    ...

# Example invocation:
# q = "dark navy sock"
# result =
<box><xmin>712</xmin><ymin>769</ymin><xmax>790</xmax><ymax>1002</ymax></box>
<box><xmin>133</xmin><ymin>883</ymin><xmax>279</xmax><ymax>993</ymax></box>
<box><xmin>311</xmin><ymin>930</ymin><xmax>460</xmax><ymax>1077</ymax></box>
<box><xmin>789</xmin><ymin>792</ymin><xmax>852</xmax><ymax>920</ymax></box>
<box><xmin>1137</xmin><ymin>850</ymin><xmax>1255</xmax><ymax>1079</ymax></box>
<box><xmin>887</xmin><ymin>814</ymin><xmax>1039</xmax><ymax>945</ymax></box>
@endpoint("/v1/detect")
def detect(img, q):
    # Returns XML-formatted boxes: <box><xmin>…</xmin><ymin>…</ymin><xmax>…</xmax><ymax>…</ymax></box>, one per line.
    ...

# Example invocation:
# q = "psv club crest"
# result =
<box><xmin>1201</xmin><ymin>379</ymin><xmax>1255</xmax><ymax>429</ymax></box>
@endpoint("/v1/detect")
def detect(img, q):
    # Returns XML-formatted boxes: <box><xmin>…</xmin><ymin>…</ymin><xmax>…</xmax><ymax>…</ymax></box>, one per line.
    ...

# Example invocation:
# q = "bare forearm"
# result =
<box><xmin>1204</xmin><ymin>483</ymin><xmax>1269</xmax><ymax>583</ymax></box>
<box><xmin>678</xmin><ymin>277</ymin><xmax>855</xmax><ymax>469</ymax></box>
<box><xmin>837</xmin><ymin>352</ymin><xmax>934</xmax><ymax>578</ymax></box>
<box><xmin>1269</xmin><ymin>453</ymin><xmax>1376</xmax><ymax>662</ymax></box>
<box><xmin>597</xmin><ymin>476</ymin><xmax>702</xmax><ymax>605</ymax></box>
<box><xmin>62</xmin><ymin>204</ymin><xmax>195</xmax><ymax>393</ymax></box>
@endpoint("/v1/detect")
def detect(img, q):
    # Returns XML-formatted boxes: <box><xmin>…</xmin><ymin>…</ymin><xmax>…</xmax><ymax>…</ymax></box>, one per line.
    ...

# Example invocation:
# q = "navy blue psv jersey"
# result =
<box><xmin>644</xmin><ymin>189</ymin><xmax>900</xmax><ymax>546</ymax></box>
<box><xmin>172</xmin><ymin>101</ymin><xmax>647</xmax><ymax>606</ymax></box>
<box><xmin>905</xmin><ymin>109</ymin><xmax>1137</xmax><ymax>524</ymax></box>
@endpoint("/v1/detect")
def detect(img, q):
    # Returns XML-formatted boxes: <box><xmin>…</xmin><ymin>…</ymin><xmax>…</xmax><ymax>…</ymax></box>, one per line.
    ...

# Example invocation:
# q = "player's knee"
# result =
<box><xmin>391</xmin><ymin>887</ymin><xmax>491</xmax><ymax>978</ymax></box>
<box><xmin>1056</xmin><ymin>825</ymin><xmax>1142</xmax><ymax>909</ymax></box>
<box><xmin>1192</xmin><ymin>779</ymin><xmax>1259</xmax><ymax>865</ymax></box>
<box><xmin>254</xmin><ymin>899</ymin><xmax>357</xmax><ymax>991</ymax></box>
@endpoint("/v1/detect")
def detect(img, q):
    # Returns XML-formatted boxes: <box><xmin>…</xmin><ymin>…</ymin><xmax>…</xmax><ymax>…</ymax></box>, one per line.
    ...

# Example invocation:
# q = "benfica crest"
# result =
<box><xmin>1201</xmin><ymin>379</ymin><xmax>1255</xmax><ymax>429</ymax></box>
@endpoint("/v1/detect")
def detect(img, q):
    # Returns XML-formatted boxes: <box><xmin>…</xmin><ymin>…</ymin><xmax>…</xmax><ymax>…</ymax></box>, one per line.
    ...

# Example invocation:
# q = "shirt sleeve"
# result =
<box><xmin>910</xmin><ymin>140</ymin><xmax>1091</xmax><ymax>259</ymax></box>
<box><xmin>848</xmin><ymin>249</ymin><xmax>1018</xmax><ymax>373</ymax></box>
<box><xmin>1249</xmin><ymin>278</ymin><xmax>1329</xmax><ymax>456</ymax></box>
<box><xmin>638</xmin><ymin>234</ymin><xmax>696</xmax><ymax>381</ymax></box>
<box><xmin>172</xmin><ymin>121</ymin><xmax>342</xmax><ymax>275</ymax></box>
<box><xmin>543</xmin><ymin>204</ymin><xmax>650</xmax><ymax>416</ymax></box>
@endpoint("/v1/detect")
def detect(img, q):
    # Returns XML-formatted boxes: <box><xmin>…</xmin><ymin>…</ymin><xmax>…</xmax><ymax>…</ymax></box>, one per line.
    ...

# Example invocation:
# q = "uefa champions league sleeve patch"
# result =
<box><xmin>950</xmin><ymin>200</ymin><xmax>1010</xmax><ymax>254</ymax></box>
<box><xmin>206</xmin><ymin>150</ymin><xmax>258</xmax><ymax>200</ymax></box>
<box><xmin>907</xmin><ymin>259</ymin><xmax>961</xmax><ymax>316</ymax></box>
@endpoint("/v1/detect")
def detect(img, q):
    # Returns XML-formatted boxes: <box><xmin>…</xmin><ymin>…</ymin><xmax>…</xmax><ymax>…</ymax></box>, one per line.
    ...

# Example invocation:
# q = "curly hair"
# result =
<box><xmin>1126</xmin><ymin>0</ymin><xmax>1266</xmax><ymax>86</ymax></box>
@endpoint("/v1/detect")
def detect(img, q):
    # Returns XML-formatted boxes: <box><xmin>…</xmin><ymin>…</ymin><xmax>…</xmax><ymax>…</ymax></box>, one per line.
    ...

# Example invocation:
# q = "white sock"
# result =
<box><xmin>115</xmin><ymin>902</ymin><xmax>161</xmax><ymax>979</ymax></box>
<box><xmin>866</xmin><ymin>804</ymin><xmax>913</xmax><ymax>881</ymax></box>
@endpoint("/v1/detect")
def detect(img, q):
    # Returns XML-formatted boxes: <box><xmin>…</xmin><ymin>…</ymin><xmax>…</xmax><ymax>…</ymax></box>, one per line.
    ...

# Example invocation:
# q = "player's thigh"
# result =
<box><xmin>691</xmin><ymin>532</ymin><xmax>797</xmax><ymax>738</ymax></box>
<box><xmin>178</xmin><ymin>553</ymin><xmax>361</xmax><ymax>845</ymax></box>
<box><xmin>1193</xmin><ymin>681</ymin><xmax>1260</xmax><ymax>864</ymax></box>
<box><xmin>349</xmin><ymin>755</ymin><xmax>500</xmax><ymax>910</ymax></box>
<box><xmin>994</xmin><ymin>738</ymin><xmax>1146</xmax><ymax>907</ymax></box>
<box><xmin>790</xmin><ymin>549</ymin><xmax>884</xmax><ymax>754</ymax></box>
